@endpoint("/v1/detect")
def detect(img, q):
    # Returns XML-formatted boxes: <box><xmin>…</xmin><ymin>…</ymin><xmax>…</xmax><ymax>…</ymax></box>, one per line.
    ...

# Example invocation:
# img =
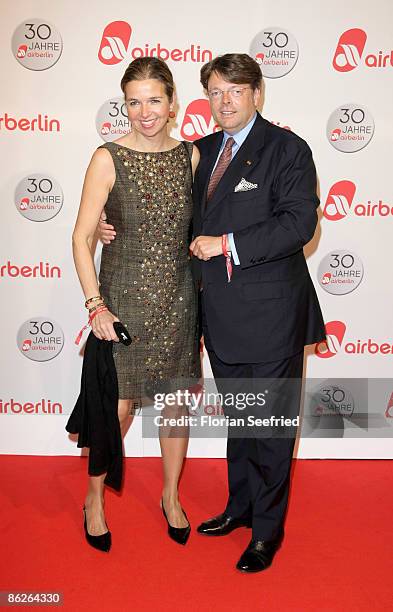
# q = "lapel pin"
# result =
<box><xmin>245</xmin><ymin>160</ymin><xmax>252</xmax><ymax>165</ymax></box>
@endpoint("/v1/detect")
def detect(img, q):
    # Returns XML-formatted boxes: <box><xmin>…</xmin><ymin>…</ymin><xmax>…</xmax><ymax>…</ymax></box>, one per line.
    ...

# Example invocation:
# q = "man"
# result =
<box><xmin>189</xmin><ymin>53</ymin><xmax>325</xmax><ymax>573</ymax></box>
<box><xmin>99</xmin><ymin>53</ymin><xmax>325</xmax><ymax>573</ymax></box>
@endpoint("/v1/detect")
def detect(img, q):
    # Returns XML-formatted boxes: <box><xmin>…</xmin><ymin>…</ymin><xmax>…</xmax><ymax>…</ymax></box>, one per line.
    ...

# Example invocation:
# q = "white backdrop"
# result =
<box><xmin>1</xmin><ymin>0</ymin><xmax>392</xmax><ymax>459</ymax></box>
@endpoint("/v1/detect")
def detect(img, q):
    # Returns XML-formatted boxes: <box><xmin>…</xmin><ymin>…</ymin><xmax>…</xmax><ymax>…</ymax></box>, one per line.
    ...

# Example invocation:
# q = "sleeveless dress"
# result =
<box><xmin>98</xmin><ymin>141</ymin><xmax>201</xmax><ymax>400</ymax></box>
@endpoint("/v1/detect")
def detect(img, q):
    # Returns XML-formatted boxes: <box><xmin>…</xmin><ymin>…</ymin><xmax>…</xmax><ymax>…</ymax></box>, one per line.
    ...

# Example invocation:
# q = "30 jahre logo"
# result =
<box><xmin>250</xmin><ymin>27</ymin><xmax>299</xmax><ymax>78</ymax></box>
<box><xmin>310</xmin><ymin>383</ymin><xmax>355</xmax><ymax>418</ymax></box>
<box><xmin>14</xmin><ymin>174</ymin><xmax>63</xmax><ymax>221</ymax></box>
<box><xmin>317</xmin><ymin>250</ymin><xmax>364</xmax><ymax>295</ymax></box>
<box><xmin>96</xmin><ymin>97</ymin><xmax>131</xmax><ymax>142</ymax></box>
<box><xmin>11</xmin><ymin>19</ymin><xmax>63</xmax><ymax>71</ymax></box>
<box><xmin>326</xmin><ymin>103</ymin><xmax>374</xmax><ymax>152</ymax></box>
<box><xmin>17</xmin><ymin>318</ymin><xmax>64</xmax><ymax>362</ymax></box>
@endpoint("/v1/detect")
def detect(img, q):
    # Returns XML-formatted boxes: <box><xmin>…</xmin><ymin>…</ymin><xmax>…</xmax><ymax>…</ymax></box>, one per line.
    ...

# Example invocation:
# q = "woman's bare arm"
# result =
<box><xmin>72</xmin><ymin>148</ymin><xmax>118</xmax><ymax>340</ymax></box>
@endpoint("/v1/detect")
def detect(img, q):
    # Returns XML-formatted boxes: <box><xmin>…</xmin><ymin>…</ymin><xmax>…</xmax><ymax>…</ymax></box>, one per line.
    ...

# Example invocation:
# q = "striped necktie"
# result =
<box><xmin>207</xmin><ymin>136</ymin><xmax>235</xmax><ymax>201</ymax></box>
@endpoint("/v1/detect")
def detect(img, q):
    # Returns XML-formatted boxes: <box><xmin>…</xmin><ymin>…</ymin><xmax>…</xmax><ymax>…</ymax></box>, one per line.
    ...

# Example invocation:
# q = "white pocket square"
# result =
<box><xmin>234</xmin><ymin>178</ymin><xmax>258</xmax><ymax>192</ymax></box>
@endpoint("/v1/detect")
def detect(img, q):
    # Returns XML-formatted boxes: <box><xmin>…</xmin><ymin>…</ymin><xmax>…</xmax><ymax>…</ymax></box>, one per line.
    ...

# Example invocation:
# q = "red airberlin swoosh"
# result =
<box><xmin>323</xmin><ymin>180</ymin><xmax>356</xmax><ymax>221</ymax></box>
<box><xmin>98</xmin><ymin>21</ymin><xmax>132</xmax><ymax>65</ymax></box>
<box><xmin>315</xmin><ymin>320</ymin><xmax>346</xmax><ymax>358</ymax></box>
<box><xmin>180</xmin><ymin>100</ymin><xmax>216</xmax><ymax>141</ymax></box>
<box><xmin>332</xmin><ymin>28</ymin><xmax>367</xmax><ymax>72</ymax></box>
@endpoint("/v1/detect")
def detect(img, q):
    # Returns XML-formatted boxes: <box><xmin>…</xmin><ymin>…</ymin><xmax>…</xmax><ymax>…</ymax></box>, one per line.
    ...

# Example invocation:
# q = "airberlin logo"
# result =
<box><xmin>0</xmin><ymin>398</ymin><xmax>62</xmax><ymax>415</ymax></box>
<box><xmin>0</xmin><ymin>113</ymin><xmax>60</xmax><ymax>132</ymax></box>
<box><xmin>333</xmin><ymin>28</ymin><xmax>393</xmax><ymax>72</ymax></box>
<box><xmin>316</xmin><ymin>321</ymin><xmax>346</xmax><ymax>358</ymax></box>
<box><xmin>0</xmin><ymin>261</ymin><xmax>61</xmax><ymax>279</ymax></box>
<box><xmin>180</xmin><ymin>100</ymin><xmax>219</xmax><ymax>141</ymax></box>
<box><xmin>324</xmin><ymin>181</ymin><xmax>355</xmax><ymax>220</ymax></box>
<box><xmin>98</xmin><ymin>20</ymin><xmax>212</xmax><ymax>65</ymax></box>
<box><xmin>315</xmin><ymin>321</ymin><xmax>393</xmax><ymax>358</ymax></box>
<box><xmin>323</xmin><ymin>181</ymin><xmax>392</xmax><ymax>221</ymax></box>
<box><xmin>98</xmin><ymin>21</ymin><xmax>132</xmax><ymax>65</ymax></box>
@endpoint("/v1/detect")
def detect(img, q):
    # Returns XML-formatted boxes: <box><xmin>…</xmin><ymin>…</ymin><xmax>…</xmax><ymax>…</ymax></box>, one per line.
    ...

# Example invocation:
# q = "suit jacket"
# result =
<box><xmin>193</xmin><ymin>112</ymin><xmax>325</xmax><ymax>364</ymax></box>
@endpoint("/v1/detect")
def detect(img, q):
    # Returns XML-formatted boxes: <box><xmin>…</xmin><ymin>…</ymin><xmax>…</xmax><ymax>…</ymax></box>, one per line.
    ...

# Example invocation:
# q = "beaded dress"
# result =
<box><xmin>98</xmin><ymin>141</ymin><xmax>201</xmax><ymax>400</ymax></box>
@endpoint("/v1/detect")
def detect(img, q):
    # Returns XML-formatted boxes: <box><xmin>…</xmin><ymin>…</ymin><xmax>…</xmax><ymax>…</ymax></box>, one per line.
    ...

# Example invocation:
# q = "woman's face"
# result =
<box><xmin>124</xmin><ymin>78</ymin><xmax>173</xmax><ymax>139</ymax></box>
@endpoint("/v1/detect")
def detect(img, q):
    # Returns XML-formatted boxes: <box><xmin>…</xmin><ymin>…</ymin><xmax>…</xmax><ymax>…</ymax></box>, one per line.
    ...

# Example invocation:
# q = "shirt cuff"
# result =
<box><xmin>227</xmin><ymin>233</ymin><xmax>240</xmax><ymax>265</ymax></box>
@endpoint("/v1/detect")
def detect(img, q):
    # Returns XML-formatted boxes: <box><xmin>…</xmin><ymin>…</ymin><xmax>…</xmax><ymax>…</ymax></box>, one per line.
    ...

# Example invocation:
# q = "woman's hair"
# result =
<box><xmin>120</xmin><ymin>57</ymin><xmax>175</xmax><ymax>100</ymax></box>
<box><xmin>200</xmin><ymin>53</ymin><xmax>262</xmax><ymax>91</ymax></box>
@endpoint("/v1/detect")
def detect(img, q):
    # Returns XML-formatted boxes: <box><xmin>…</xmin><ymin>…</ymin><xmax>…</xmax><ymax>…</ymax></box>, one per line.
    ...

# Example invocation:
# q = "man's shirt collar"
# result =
<box><xmin>221</xmin><ymin>112</ymin><xmax>257</xmax><ymax>149</ymax></box>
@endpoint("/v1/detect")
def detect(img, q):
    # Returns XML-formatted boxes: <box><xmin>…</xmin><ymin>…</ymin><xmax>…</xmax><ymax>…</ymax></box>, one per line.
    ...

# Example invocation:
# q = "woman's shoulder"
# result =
<box><xmin>107</xmin><ymin>136</ymin><xmax>131</xmax><ymax>148</ymax></box>
<box><xmin>86</xmin><ymin>146</ymin><xmax>116</xmax><ymax>183</ymax></box>
<box><xmin>91</xmin><ymin>144</ymin><xmax>115</xmax><ymax>164</ymax></box>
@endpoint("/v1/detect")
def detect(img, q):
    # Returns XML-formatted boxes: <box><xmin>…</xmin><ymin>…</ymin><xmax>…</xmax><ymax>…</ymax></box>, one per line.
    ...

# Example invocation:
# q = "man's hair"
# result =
<box><xmin>200</xmin><ymin>53</ymin><xmax>262</xmax><ymax>91</ymax></box>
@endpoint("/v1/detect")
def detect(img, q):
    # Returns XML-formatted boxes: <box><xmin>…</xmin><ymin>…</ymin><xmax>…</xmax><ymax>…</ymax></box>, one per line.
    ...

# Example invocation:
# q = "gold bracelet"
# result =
<box><xmin>85</xmin><ymin>295</ymin><xmax>103</xmax><ymax>308</ymax></box>
<box><xmin>88</xmin><ymin>302</ymin><xmax>106</xmax><ymax>314</ymax></box>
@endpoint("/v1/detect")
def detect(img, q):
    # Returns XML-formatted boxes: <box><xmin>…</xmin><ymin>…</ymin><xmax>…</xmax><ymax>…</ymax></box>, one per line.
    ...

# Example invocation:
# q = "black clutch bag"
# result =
<box><xmin>113</xmin><ymin>321</ymin><xmax>132</xmax><ymax>346</ymax></box>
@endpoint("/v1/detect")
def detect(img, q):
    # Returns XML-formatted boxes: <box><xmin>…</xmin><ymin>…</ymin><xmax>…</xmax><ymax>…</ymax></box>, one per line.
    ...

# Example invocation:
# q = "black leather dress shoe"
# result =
<box><xmin>197</xmin><ymin>512</ymin><xmax>251</xmax><ymax>536</ymax></box>
<box><xmin>236</xmin><ymin>536</ymin><xmax>283</xmax><ymax>573</ymax></box>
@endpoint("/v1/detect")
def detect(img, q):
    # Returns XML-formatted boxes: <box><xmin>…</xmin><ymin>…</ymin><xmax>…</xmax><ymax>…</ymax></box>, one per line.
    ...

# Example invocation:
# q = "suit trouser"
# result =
<box><xmin>202</xmin><ymin>306</ymin><xmax>304</xmax><ymax>541</ymax></box>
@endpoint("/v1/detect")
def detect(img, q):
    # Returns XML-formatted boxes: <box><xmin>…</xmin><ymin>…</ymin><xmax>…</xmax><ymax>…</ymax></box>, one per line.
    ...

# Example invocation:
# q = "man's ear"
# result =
<box><xmin>253</xmin><ymin>82</ymin><xmax>265</xmax><ymax>112</ymax></box>
<box><xmin>253</xmin><ymin>87</ymin><xmax>261</xmax><ymax>106</ymax></box>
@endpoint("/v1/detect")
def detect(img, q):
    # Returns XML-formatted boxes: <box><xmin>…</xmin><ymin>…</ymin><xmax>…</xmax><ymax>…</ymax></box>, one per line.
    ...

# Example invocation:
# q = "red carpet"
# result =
<box><xmin>0</xmin><ymin>457</ymin><xmax>391</xmax><ymax>611</ymax></box>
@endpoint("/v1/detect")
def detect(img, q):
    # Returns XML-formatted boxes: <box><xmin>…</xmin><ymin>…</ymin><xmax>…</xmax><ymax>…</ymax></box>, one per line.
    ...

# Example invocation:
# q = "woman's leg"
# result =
<box><xmin>84</xmin><ymin>399</ymin><xmax>134</xmax><ymax>535</ymax></box>
<box><xmin>159</xmin><ymin>403</ymin><xmax>190</xmax><ymax>528</ymax></box>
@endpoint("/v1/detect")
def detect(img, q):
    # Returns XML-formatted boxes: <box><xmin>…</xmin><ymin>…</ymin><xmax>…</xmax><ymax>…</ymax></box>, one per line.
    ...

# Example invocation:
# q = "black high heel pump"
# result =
<box><xmin>161</xmin><ymin>500</ymin><xmax>191</xmax><ymax>545</ymax></box>
<box><xmin>83</xmin><ymin>506</ymin><xmax>111</xmax><ymax>552</ymax></box>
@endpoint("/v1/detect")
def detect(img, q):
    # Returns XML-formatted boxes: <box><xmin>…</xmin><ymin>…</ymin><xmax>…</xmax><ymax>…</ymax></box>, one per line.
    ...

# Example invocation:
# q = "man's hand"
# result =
<box><xmin>98</xmin><ymin>211</ymin><xmax>116</xmax><ymax>245</ymax></box>
<box><xmin>189</xmin><ymin>236</ymin><xmax>222</xmax><ymax>261</ymax></box>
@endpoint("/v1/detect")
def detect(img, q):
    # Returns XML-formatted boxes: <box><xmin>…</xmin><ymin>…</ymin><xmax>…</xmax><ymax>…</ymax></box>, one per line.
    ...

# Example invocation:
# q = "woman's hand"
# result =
<box><xmin>91</xmin><ymin>309</ymin><xmax>120</xmax><ymax>342</ymax></box>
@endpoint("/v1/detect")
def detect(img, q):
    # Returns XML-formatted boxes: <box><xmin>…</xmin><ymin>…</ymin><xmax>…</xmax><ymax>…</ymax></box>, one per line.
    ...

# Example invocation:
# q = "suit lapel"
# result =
<box><xmin>203</xmin><ymin>113</ymin><xmax>267</xmax><ymax>220</ymax></box>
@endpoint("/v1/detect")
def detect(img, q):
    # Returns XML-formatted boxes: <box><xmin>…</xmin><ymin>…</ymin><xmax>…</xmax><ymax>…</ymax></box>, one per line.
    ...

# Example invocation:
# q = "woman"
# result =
<box><xmin>70</xmin><ymin>57</ymin><xmax>201</xmax><ymax>551</ymax></box>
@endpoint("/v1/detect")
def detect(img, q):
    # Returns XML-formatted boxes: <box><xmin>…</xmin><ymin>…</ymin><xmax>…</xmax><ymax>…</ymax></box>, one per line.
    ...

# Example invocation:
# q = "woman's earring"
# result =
<box><xmin>168</xmin><ymin>111</ymin><xmax>176</xmax><ymax>119</ymax></box>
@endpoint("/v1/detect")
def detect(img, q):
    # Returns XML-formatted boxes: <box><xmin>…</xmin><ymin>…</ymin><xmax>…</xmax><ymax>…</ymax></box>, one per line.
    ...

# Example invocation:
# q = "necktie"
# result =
<box><xmin>207</xmin><ymin>137</ymin><xmax>235</xmax><ymax>201</ymax></box>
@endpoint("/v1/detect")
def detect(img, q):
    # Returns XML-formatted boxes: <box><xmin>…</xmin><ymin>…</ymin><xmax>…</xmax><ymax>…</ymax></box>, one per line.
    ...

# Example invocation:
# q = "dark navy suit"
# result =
<box><xmin>193</xmin><ymin>113</ymin><xmax>325</xmax><ymax>539</ymax></box>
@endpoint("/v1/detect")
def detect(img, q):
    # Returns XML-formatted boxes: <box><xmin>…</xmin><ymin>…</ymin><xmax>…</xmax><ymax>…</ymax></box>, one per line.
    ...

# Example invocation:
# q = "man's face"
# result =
<box><xmin>207</xmin><ymin>71</ymin><xmax>260</xmax><ymax>134</ymax></box>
